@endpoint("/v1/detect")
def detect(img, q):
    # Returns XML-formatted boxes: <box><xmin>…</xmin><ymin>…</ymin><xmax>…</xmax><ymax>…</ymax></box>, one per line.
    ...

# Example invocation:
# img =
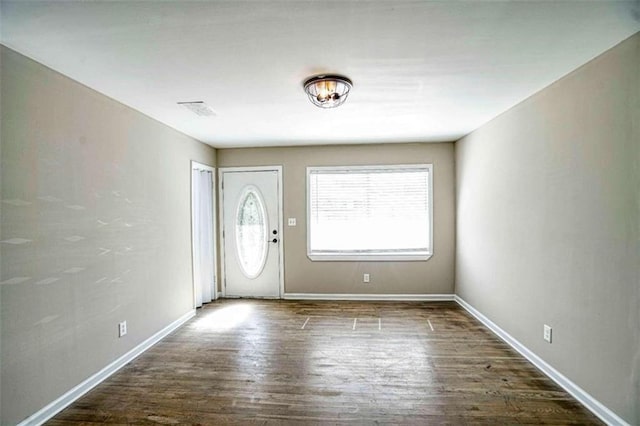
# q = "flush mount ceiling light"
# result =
<box><xmin>303</xmin><ymin>74</ymin><xmax>353</xmax><ymax>109</ymax></box>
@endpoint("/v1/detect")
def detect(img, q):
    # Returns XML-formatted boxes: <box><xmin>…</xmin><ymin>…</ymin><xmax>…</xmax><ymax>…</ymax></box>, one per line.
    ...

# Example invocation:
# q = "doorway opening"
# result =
<box><xmin>191</xmin><ymin>161</ymin><xmax>217</xmax><ymax>308</ymax></box>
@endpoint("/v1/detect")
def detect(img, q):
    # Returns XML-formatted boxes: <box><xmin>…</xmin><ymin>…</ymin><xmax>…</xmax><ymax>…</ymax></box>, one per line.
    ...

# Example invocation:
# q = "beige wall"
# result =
<box><xmin>455</xmin><ymin>33</ymin><xmax>639</xmax><ymax>423</ymax></box>
<box><xmin>0</xmin><ymin>46</ymin><xmax>216</xmax><ymax>424</ymax></box>
<box><xmin>218</xmin><ymin>143</ymin><xmax>456</xmax><ymax>295</ymax></box>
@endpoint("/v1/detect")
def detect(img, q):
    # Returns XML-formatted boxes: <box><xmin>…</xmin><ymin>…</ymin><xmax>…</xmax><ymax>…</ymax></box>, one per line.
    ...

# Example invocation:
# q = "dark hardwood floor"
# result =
<box><xmin>49</xmin><ymin>300</ymin><xmax>602</xmax><ymax>425</ymax></box>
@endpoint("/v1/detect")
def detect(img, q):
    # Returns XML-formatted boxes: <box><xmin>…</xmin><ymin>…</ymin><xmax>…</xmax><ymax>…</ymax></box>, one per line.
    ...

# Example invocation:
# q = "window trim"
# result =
<box><xmin>306</xmin><ymin>164</ymin><xmax>433</xmax><ymax>262</ymax></box>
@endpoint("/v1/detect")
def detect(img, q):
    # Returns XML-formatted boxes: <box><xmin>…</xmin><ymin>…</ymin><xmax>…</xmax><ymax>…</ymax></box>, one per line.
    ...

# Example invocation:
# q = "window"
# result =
<box><xmin>235</xmin><ymin>186</ymin><xmax>268</xmax><ymax>279</ymax></box>
<box><xmin>307</xmin><ymin>164</ymin><xmax>433</xmax><ymax>261</ymax></box>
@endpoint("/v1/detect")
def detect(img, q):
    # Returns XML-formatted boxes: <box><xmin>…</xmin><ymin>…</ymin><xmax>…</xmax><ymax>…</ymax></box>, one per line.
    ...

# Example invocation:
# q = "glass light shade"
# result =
<box><xmin>303</xmin><ymin>75</ymin><xmax>353</xmax><ymax>108</ymax></box>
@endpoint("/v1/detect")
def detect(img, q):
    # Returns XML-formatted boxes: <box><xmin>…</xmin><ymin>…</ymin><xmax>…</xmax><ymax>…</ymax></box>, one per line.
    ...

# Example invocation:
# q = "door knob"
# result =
<box><xmin>271</xmin><ymin>238</ymin><xmax>278</xmax><ymax>243</ymax></box>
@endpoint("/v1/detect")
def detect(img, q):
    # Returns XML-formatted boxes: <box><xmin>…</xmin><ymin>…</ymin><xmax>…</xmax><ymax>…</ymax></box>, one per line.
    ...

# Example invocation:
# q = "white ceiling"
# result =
<box><xmin>1</xmin><ymin>1</ymin><xmax>638</xmax><ymax>148</ymax></box>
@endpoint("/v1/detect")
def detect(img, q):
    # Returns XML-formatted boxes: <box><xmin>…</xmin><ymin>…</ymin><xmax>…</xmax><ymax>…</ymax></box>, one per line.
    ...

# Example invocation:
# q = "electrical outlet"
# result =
<box><xmin>288</xmin><ymin>218</ymin><xmax>296</xmax><ymax>226</ymax></box>
<box><xmin>543</xmin><ymin>324</ymin><xmax>552</xmax><ymax>343</ymax></box>
<box><xmin>119</xmin><ymin>321</ymin><xmax>127</xmax><ymax>338</ymax></box>
<box><xmin>363</xmin><ymin>273</ymin><xmax>370</xmax><ymax>283</ymax></box>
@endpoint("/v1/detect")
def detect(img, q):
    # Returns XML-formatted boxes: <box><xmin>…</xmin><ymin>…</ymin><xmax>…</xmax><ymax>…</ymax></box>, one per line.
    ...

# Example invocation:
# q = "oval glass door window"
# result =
<box><xmin>235</xmin><ymin>186</ymin><xmax>268</xmax><ymax>279</ymax></box>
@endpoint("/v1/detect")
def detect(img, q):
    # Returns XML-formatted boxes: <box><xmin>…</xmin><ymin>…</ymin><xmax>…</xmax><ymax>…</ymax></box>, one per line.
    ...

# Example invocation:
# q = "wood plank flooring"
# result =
<box><xmin>49</xmin><ymin>300</ymin><xmax>602</xmax><ymax>425</ymax></box>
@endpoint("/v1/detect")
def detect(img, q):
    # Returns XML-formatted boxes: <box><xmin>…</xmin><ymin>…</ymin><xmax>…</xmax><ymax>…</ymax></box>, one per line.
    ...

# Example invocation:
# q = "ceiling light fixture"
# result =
<box><xmin>303</xmin><ymin>74</ymin><xmax>353</xmax><ymax>109</ymax></box>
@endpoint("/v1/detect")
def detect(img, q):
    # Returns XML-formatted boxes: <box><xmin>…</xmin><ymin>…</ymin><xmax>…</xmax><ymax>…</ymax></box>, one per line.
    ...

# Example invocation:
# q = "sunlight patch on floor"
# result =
<box><xmin>194</xmin><ymin>303</ymin><xmax>253</xmax><ymax>331</ymax></box>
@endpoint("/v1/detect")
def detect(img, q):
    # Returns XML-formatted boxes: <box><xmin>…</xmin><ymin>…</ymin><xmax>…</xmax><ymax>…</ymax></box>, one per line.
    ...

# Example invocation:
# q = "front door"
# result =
<box><xmin>220</xmin><ymin>168</ymin><xmax>281</xmax><ymax>297</ymax></box>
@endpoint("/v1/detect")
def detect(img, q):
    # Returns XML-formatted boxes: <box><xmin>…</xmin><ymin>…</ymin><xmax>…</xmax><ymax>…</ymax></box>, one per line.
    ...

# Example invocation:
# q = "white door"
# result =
<box><xmin>220</xmin><ymin>168</ymin><xmax>282</xmax><ymax>297</ymax></box>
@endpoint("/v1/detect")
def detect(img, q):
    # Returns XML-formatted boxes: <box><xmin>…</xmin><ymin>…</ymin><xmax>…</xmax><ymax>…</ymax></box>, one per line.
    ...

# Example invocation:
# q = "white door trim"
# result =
<box><xmin>191</xmin><ymin>160</ymin><xmax>217</xmax><ymax>308</ymax></box>
<box><xmin>218</xmin><ymin>165</ymin><xmax>285</xmax><ymax>298</ymax></box>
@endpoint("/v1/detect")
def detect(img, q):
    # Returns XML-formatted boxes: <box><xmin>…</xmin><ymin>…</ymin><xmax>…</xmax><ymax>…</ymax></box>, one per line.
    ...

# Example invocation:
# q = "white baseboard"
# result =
<box><xmin>454</xmin><ymin>296</ymin><xmax>629</xmax><ymax>426</ymax></box>
<box><xmin>283</xmin><ymin>293</ymin><xmax>455</xmax><ymax>301</ymax></box>
<box><xmin>18</xmin><ymin>310</ymin><xmax>196</xmax><ymax>426</ymax></box>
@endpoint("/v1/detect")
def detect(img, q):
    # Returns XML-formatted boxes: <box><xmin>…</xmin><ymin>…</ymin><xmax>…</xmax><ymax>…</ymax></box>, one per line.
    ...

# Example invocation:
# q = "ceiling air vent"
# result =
<box><xmin>178</xmin><ymin>101</ymin><xmax>216</xmax><ymax>117</ymax></box>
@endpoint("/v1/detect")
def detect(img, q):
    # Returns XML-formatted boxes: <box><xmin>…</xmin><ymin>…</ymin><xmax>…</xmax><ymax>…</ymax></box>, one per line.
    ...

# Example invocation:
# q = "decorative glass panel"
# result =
<box><xmin>235</xmin><ymin>187</ymin><xmax>268</xmax><ymax>278</ymax></box>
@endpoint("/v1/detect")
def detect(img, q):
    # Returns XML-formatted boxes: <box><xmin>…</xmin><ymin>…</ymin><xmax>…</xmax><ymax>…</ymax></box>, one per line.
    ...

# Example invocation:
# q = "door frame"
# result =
<box><xmin>190</xmin><ymin>161</ymin><xmax>217</xmax><ymax>308</ymax></box>
<box><xmin>218</xmin><ymin>165</ymin><xmax>285</xmax><ymax>298</ymax></box>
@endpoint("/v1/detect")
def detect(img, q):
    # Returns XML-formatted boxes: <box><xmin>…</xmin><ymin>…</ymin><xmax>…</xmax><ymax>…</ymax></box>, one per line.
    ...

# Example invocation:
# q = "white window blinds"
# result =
<box><xmin>307</xmin><ymin>165</ymin><xmax>432</xmax><ymax>261</ymax></box>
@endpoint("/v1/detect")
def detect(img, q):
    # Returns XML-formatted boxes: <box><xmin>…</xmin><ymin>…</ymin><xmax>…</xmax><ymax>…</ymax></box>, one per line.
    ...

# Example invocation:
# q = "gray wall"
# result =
<box><xmin>0</xmin><ymin>46</ymin><xmax>216</xmax><ymax>425</ymax></box>
<box><xmin>218</xmin><ymin>143</ymin><xmax>456</xmax><ymax>295</ymax></box>
<box><xmin>455</xmin><ymin>33</ymin><xmax>639</xmax><ymax>423</ymax></box>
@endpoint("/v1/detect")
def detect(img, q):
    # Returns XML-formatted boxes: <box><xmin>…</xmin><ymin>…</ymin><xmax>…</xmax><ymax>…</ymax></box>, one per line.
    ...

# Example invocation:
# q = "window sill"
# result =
<box><xmin>307</xmin><ymin>253</ymin><xmax>433</xmax><ymax>262</ymax></box>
